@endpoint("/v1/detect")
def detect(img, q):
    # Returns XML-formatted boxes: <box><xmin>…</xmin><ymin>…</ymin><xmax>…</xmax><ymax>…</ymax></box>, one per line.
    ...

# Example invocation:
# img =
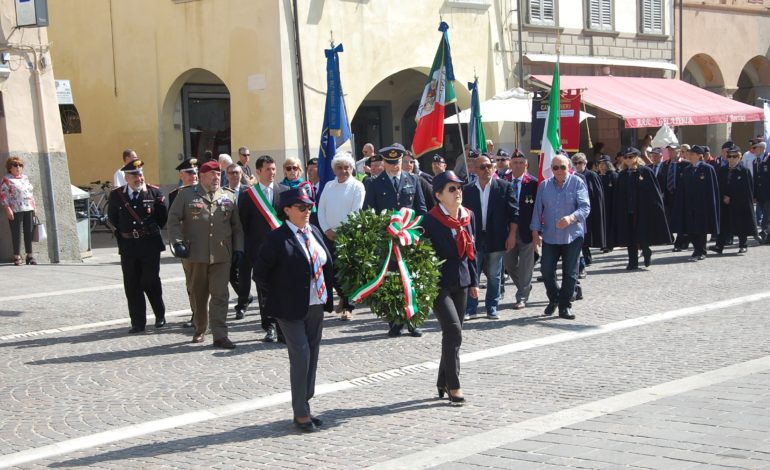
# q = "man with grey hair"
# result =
<box><xmin>237</xmin><ymin>147</ymin><xmax>256</xmax><ymax>186</ymax></box>
<box><xmin>318</xmin><ymin>151</ymin><xmax>365</xmax><ymax>320</ymax></box>
<box><xmin>355</xmin><ymin>143</ymin><xmax>376</xmax><ymax>175</ymax></box>
<box><xmin>218</xmin><ymin>153</ymin><xmax>233</xmax><ymax>187</ymax></box>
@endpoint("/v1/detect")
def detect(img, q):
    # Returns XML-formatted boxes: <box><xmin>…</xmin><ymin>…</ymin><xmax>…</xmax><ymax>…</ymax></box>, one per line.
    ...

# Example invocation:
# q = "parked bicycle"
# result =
<box><xmin>76</xmin><ymin>180</ymin><xmax>113</xmax><ymax>232</ymax></box>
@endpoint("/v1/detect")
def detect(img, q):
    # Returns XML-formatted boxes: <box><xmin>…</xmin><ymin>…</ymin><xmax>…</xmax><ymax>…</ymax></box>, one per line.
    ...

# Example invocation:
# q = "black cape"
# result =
<box><xmin>671</xmin><ymin>162</ymin><xmax>720</xmax><ymax>236</ymax></box>
<box><xmin>599</xmin><ymin>171</ymin><xmax>618</xmax><ymax>247</ymax></box>
<box><xmin>610</xmin><ymin>165</ymin><xmax>672</xmax><ymax>247</ymax></box>
<box><xmin>717</xmin><ymin>164</ymin><xmax>757</xmax><ymax>237</ymax></box>
<box><xmin>575</xmin><ymin>169</ymin><xmax>606</xmax><ymax>248</ymax></box>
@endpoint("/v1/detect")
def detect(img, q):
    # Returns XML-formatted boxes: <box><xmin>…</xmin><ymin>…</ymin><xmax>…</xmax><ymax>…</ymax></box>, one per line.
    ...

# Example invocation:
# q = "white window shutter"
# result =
<box><xmin>641</xmin><ymin>0</ymin><xmax>663</xmax><ymax>34</ymax></box>
<box><xmin>530</xmin><ymin>0</ymin><xmax>555</xmax><ymax>26</ymax></box>
<box><xmin>589</xmin><ymin>0</ymin><xmax>612</xmax><ymax>31</ymax></box>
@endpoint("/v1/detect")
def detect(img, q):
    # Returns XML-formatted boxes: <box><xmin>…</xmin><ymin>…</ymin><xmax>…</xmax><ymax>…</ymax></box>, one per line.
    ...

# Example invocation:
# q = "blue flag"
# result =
<box><xmin>318</xmin><ymin>43</ymin><xmax>351</xmax><ymax>197</ymax></box>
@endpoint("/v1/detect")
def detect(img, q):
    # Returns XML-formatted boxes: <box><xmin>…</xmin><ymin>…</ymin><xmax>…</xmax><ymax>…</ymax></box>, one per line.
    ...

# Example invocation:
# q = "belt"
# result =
<box><xmin>120</xmin><ymin>227</ymin><xmax>160</xmax><ymax>239</ymax></box>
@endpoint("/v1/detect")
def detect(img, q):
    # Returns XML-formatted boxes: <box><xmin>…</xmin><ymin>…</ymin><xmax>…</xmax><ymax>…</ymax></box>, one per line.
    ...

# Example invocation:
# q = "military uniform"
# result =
<box><xmin>168</xmin><ymin>181</ymin><xmax>244</xmax><ymax>343</ymax></box>
<box><xmin>107</xmin><ymin>160</ymin><xmax>167</xmax><ymax>333</ymax></box>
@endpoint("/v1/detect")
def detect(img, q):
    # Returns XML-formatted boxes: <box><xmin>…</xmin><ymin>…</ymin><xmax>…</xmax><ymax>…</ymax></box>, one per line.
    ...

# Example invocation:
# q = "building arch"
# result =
<box><xmin>732</xmin><ymin>55</ymin><xmax>770</xmax><ymax>147</ymax></box>
<box><xmin>159</xmin><ymin>68</ymin><xmax>230</xmax><ymax>184</ymax></box>
<box><xmin>682</xmin><ymin>53</ymin><xmax>725</xmax><ymax>90</ymax></box>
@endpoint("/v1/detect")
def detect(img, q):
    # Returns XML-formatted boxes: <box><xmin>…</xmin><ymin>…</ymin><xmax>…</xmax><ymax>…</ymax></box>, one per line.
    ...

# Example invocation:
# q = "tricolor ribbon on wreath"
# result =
<box><xmin>350</xmin><ymin>207</ymin><xmax>423</xmax><ymax>320</ymax></box>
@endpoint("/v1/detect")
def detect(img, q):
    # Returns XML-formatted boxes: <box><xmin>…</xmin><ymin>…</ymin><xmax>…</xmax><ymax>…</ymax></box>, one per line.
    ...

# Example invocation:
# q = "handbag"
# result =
<box><xmin>32</xmin><ymin>214</ymin><xmax>47</xmax><ymax>242</ymax></box>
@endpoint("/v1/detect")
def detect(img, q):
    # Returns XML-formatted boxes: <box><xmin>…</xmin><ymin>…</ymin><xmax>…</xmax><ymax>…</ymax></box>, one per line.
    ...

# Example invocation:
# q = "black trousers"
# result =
<box><xmin>276</xmin><ymin>305</ymin><xmax>324</xmax><ymax>418</ymax></box>
<box><xmin>120</xmin><ymin>251</ymin><xmax>165</xmax><ymax>328</ymax></box>
<box><xmin>8</xmin><ymin>210</ymin><xmax>33</xmax><ymax>255</ymax></box>
<box><xmin>689</xmin><ymin>233</ymin><xmax>708</xmax><ymax>256</ymax></box>
<box><xmin>229</xmin><ymin>254</ymin><xmax>253</xmax><ymax>310</ymax></box>
<box><xmin>625</xmin><ymin>214</ymin><xmax>650</xmax><ymax>268</ymax></box>
<box><xmin>717</xmin><ymin>234</ymin><xmax>747</xmax><ymax>249</ymax></box>
<box><xmin>324</xmin><ymin>236</ymin><xmax>354</xmax><ymax>311</ymax></box>
<box><xmin>433</xmin><ymin>287</ymin><xmax>467</xmax><ymax>390</ymax></box>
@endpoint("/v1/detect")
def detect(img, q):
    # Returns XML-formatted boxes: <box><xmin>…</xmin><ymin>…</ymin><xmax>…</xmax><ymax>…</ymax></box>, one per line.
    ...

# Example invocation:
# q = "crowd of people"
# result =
<box><xmin>88</xmin><ymin>135</ymin><xmax>770</xmax><ymax>431</ymax></box>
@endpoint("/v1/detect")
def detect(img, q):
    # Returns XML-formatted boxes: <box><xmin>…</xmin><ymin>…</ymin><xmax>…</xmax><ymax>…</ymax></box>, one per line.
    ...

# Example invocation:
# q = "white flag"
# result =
<box><xmin>764</xmin><ymin>102</ymin><xmax>770</xmax><ymax>148</ymax></box>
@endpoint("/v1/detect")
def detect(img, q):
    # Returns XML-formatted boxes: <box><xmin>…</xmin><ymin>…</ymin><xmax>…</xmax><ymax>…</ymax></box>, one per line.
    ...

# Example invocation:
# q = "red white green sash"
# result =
<box><xmin>247</xmin><ymin>185</ymin><xmax>282</xmax><ymax>230</ymax></box>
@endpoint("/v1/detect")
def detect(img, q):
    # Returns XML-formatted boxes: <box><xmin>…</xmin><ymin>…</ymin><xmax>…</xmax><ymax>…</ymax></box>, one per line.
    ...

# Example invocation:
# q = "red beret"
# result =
<box><xmin>199</xmin><ymin>161</ymin><xmax>221</xmax><ymax>174</ymax></box>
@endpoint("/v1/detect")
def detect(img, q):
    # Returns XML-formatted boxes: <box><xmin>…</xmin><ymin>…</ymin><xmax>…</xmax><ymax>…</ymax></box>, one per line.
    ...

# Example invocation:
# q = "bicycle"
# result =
<box><xmin>76</xmin><ymin>180</ymin><xmax>113</xmax><ymax>232</ymax></box>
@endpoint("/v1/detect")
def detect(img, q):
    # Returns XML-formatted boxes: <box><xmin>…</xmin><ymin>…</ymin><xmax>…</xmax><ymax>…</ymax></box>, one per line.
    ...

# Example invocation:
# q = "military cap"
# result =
<box><xmin>650</xmin><ymin>147</ymin><xmax>663</xmax><ymax>155</ymax></box>
<box><xmin>598</xmin><ymin>154</ymin><xmax>612</xmax><ymax>163</ymax></box>
<box><xmin>432</xmin><ymin>154</ymin><xmax>446</xmax><ymax>164</ymax></box>
<box><xmin>726</xmin><ymin>144</ymin><xmax>741</xmax><ymax>154</ymax></box>
<box><xmin>665</xmin><ymin>142</ymin><xmax>680</xmax><ymax>149</ymax></box>
<box><xmin>721</xmin><ymin>140</ymin><xmax>735</xmax><ymax>150</ymax></box>
<box><xmin>278</xmin><ymin>187</ymin><xmax>314</xmax><ymax>209</ymax></box>
<box><xmin>432</xmin><ymin>170</ymin><xmax>464</xmax><ymax>194</ymax></box>
<box><xmin>623</xmin><ymin>146</ymin><xmax>641</xmax><ymax>156</ymax></box>
<box><xmin>307</xmin><ymin>157</ymin><xmax>319</xmax><ymax>166</ymax></box>
<box><xmin>689</xmin><ymin>145</ymin><xmax>706</xmax><ymax>155</ymax></box>
<box><xmin>367</xmin><ymin>154</ymin><xmax>384</xmax><ymax>165</ymax></box>
<box><xmin>379</xmin><ymin>143</ymin><xmax>406</xmax><ymax>163</ymax></box>
<box><xmin>468</xmin><ymin>150</ymin><xmax>481</xmax><ymax>159</ymax></box>
<box><xmin>704</xmin><ymin>146</ymin><xmax>711</xmax><ymax>154</ymax></box>
<box><xmin>511</xmin><ymin>149</ymin><xmax>526</xmax><ymax>158</ymax></box>
<box><xmin>680</xmin><ymin>144</ymin><xmax>691</xmax><ymax>152</ymax></box>
<box><xmin>176</xmin><ymin>158</ymin><xmax>198</xmax><ymax>172</ymax></box>
<box><xmin>121</xmin><ymin>159</ymin><xmax>144</xmax><ymax>174</ymax></box>
<box><xmin>199</xmin><ymin>160</ymin><xmax>221</xmax><ymax>174</ymax></box>
<box><xmin>495</xmin><ymin>148</ymin><xmax>510</xmax><ymax>159</ymax></box>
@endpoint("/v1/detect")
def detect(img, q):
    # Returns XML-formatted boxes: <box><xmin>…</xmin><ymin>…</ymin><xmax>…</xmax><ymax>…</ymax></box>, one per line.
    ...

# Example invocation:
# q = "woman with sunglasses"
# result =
<box><xmin>421</xmin><ymin>171</ymin><xmax>479</xmax><ymax>405</ymax></box>
<box><xmin>281</xmin><ymin>157</ymin><xmax>305</xmax><ymax>189</ymax></box>
<box><xmin>1</xmin><ymin>157</ymin><xmax>37</xmax><ymax>265</ymax></box>
<box><xmin>610</xmin><ymin>147</ymin><xmax>671</xmax><ymax>270</ymax></box>
<box><xmin>710</xmin><ymin>145</ymin><xmax>757</xmax><ymax>255</ymax></box>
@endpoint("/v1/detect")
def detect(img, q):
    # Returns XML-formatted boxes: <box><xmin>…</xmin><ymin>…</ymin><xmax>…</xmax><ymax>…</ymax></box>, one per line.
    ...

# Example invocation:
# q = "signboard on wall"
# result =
<box><xmin>15</xmin><ymin>0</ymin><xmax>48</xmax><ymax>27</ymax></box>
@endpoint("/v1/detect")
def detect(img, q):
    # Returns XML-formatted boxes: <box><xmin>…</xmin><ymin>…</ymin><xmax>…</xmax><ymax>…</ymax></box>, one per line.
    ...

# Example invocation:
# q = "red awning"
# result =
<box><xmin>530</xmin><ymin>75</ymin><xmax>764</xmax><ymax>128</ymax></box>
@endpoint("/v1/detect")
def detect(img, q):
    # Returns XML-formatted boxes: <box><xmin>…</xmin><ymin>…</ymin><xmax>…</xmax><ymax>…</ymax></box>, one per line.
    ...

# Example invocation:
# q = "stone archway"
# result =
<box><xmin>732</xmin><ymin>56</ymin><xmax>770</xmax><ymax>148</ymax></box>
<box><xmin>159</xmin><ymin>68</ymin><xmax>230</xmax><ymax>185</ymax></box>
<box><xmin>682</xmin><ymin>54</ymin><xmax>726</xmax><ymax>146</ymax></box>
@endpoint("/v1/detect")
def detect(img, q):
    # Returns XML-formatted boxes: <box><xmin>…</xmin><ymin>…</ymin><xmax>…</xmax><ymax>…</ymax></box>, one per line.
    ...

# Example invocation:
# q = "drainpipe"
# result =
<box><xmin>290</xmin><ymin>0</ymin><xmax>311</xmax><ymax>165</ymax></box>
<box><xmin>516</xmin><ymin>0</ymin><xmax>525</xmax><ymax>89</ymax></box>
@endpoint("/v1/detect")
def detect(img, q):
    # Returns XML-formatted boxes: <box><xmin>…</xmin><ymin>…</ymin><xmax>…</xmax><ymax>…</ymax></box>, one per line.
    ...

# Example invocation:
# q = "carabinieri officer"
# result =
<box><xmin>107</xmin><ymin>159</ymin><xmax>168</xmax><ymax>333</ymax></box>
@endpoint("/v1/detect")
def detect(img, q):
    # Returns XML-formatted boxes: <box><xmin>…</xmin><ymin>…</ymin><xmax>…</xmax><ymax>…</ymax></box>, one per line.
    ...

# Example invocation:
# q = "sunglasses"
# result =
<box><xmin>11</xmin><ymin>163</ymin><xmax>23</xmax><ymax>168</ymax></box>
<box><xmin>240</xmin><ymin>153</ymin><xmax>250</xmax><ymax>157</ymax></box>
<box><xmin>478</xmin><ymin>163</ymin><xmax>494</xmax><ymax>170</ymax></box>
<box><xmin>551</xmin><ymin>165</ymin><xmax>568</xmax><ymax>171</ymax></box>
<box><xmin>446</xmin><ymin>185</ymin><xmax>463</xmax><ymax>193</ymax></box>
<box><xmin>727</xmin><ymin>155</ymin><xmax>741</xmax><ymax>159</ymax></box>
<box><xmin>285</xmin><ymin>166</ymin><xmax>300</xmax><ymax>171</ymax></box>
<box><xmin>623</xmin><ymin>155</ymin><xmax>637</xmax><ymax>159</ymax></box>
<box><xmin>292</xmin><ymin>204</ymin><xmax>313</xmax><ymax>212</ymax></box>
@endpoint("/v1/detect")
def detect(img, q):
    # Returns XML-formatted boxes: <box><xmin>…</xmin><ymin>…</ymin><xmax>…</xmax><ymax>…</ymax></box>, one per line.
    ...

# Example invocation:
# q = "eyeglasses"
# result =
<box><xmin>478</xmin><ymin>163</ymin><xmax>494</xmax><ymax>170</ymax></box>
<box><xmin>727</xmin><ymin>155</ymin><xmax>741</xmax><ymax>159</ymax></box>
<box><xmin>11</xmin><ymin>163</ymin><xmax>23</xmax><ymax>168</ymax></box>
<box><xmin>240</xmin><ymin>153</ymin><xmax>250</xmax><ymax>157</ymax></box>
<box><xmin>623</xmin><ymin>155</ymin><xmax>637</xmax><ymax>159</ymax></box>
<box><xmin>285</xmin><ymin>166</ymin><xmax>300</xmax><ymax>171</ymax></box>
<box><xmin>292</xmin><ymin>204</ymin><xmax>312</xmax><ymax>212</ymax></box>
<box><xmin>551</xmin><ymin>165</ymin><xmax>568</xmax><ymax>171</ymax></box>
<box><xmin>446</xmin><ymin>185</ymin><xmax>463</xmax><ymax>193</ymax></box>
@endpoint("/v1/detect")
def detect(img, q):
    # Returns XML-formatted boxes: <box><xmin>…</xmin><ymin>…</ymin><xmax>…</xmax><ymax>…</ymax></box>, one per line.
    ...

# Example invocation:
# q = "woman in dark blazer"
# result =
<box><xmin>421</xmin><ymin>171</ymin><xmax>479</xmax><ymax>405</ymax></box>
<box><xmin>253</xmin><ymin>187</ymin><xmax>334</xmax><ymax>433</ymax></box>
<box><xmin>712</xmin><ymin>145</ymin><xmax>757</xmax><ymax>254</ymax></box>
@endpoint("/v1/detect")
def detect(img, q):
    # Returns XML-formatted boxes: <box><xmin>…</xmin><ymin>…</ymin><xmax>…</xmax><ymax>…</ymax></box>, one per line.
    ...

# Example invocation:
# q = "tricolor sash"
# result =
<box><xmin>247</xmin><ymin>185</ymin><xmax>282</xmax><ymax>230</ymax></box>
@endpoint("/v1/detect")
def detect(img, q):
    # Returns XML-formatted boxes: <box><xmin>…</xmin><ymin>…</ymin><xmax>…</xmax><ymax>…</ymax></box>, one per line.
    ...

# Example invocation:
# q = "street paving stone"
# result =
<box><xmin>1</xmin><ymin>234</ymin><xmax>770</xmax><ymax>468</ymax></box>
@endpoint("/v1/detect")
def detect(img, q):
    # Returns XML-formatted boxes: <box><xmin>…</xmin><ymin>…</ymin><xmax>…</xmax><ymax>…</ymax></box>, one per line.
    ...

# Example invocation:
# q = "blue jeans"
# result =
<box><xmin>540</xmin><ymin>237</ymin><xmax>583</xmax><ymax>311</ymax></box>
<box><xmin>466</xmin><ymin>236</ymin><xmax>504</xmax><ymax>315</ymax></box>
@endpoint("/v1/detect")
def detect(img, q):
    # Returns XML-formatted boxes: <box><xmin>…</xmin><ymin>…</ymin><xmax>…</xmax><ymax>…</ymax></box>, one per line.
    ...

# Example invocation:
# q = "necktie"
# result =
<box><xmin>265</xmin><ymin>186</ymin><xmax>273</xmax><ymax>204</ymax></box>
<box><xmin>392</xmin><ymin>176</ymin><xmax>399</xmax><ymax>192</ymax></box>
<box><xmin>298</xmin><ymin>228</ymin><xmax>327</xmax><ymax>303</ymax></box>
<box><xmin>512</xmin><ymin>178</ymin><xmax>520</xmax><ymax>202</ymax></box>
<box><xmin>666</xmin><ymin>162</ymin><xmax>676</xmax><ymax>193</ymax></box>
<box><xmin>132</xmin><ymin>191</ymin><xmax>139</xmax><ymax>202</ymax></box>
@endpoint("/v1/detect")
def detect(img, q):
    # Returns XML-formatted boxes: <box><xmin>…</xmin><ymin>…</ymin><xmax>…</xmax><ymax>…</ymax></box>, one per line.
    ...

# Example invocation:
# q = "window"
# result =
<box><xmin>528</xmin><ymin>0</ymin><xmax>556</xmax><ymax>26</ymax></box>
<box><xmin>640</xmin><ymin>0</ymin><xmax>663</xmax><ymax>34</ymax></box>
<box><xmin>587</xmin><ymin>0</ymin><xmax>613</xmax><ymax>31</ymax></box>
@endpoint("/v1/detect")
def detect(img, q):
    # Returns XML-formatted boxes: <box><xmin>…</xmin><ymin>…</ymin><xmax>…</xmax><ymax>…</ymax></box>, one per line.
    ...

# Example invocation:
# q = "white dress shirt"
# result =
<box><xmin>318</xmin><ymin>176</ymin><xmax>365</xmax><ymax>232</ymax></box>
<box><xmin>114</xmin><ymin>168</ymin><xmax>126</xmax><ymax>188</ymax></box>
<box><xmin>259</xmin><ymin>182</ymin><xmax>274</xmax><ymax>204</ymax></box>
<box><xmin>286</xmin><ymin>220</ymin><xmax>328</xmax><ymax>306</ymax></box>
<box><xmin>475</xmin><ymin>179</ymin><xmax>492</xmax><ymax>231</ymax></box>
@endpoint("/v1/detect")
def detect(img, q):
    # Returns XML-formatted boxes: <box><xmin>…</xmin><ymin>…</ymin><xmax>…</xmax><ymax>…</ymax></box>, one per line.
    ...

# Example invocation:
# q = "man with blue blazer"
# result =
<box><xmin>462</xmin><ymin>153</ymin><xmax>519</xmax><ymax>319</ymax></box>
<box><xmin>253</xmin><ymin>187</ymin><xmax>334</xmax><ymax>433</ymax></box>
<box><xmin>363</xmin><ymin>143</ymin><xmax>428</xmax><ymax>337</ymax></box>
<box><xmin>502</xmin><ymin>152</ymin><xmax>538</xmax><ymax>310</ymax></box>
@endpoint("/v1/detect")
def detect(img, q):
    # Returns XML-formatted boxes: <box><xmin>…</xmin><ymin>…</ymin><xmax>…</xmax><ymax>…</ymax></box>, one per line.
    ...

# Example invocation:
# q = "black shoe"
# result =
<box><xmin>293</xmin><ymin>418</ymin><xmax>319</xmax><ymax>433</ymax></box>
<box><xmin>558</xmin><ymin>308</ymin><xmax>576</xmax><ymax>320</ymax></box>
<box><xmin>235</xmin><ymin>308</ymin><xmax>245</xmax><ymax>320</ymax></box>
<box><xmin>213</xmin><ymin>337</ymin><xmax>236</xmax><ymax>349</ymax></box>
<box><xmin>182</xmin><ymin>321</ymin><xmax>193</xmax><ymax>328</ymax></box>
<box><xmin>247</xmin><ymin>295</ymin><xmax>254</xmax><ymax>306</ymax></box>
<box><xmin>738</xmin><ymin>246</ymin><xmax>748</xmax><ymax>254</ymax></box>
<box><xmin>447</xmin><ymin>390</ymin><xmax>466</xmax><ymax>405</ymax></box>
<box><xmin>578</xmin><ymin>270</ymin><xmax>587</xmax><ymax>279</ymax></box>
<box><xmin>128</xmin><ymin>326</ymin><xmax>145</xmax><ymax>334</ymax></box>
<box><xmin>437</xmin><ymin>387</ymin><xmax>446</xmax><ymax>399</ymax></box>
<box><xmin>387</xmin><ymin>324</ymin><xmax>403</xmax><ymax>338</ymax></box>
<box><xmin>154</xmin><ymin>318</ymin><xmax>166</xmax><ymax>328</ymax></box>
<box><xmin>642</xmin><ymin>248</ymin><xmax>652</xmax><ymax>267</ymax></box>
<box><xmin>408</xmin><ymin>327</ymin><xmax>423</xmax><ymax>338</ymax></box>
<box><xmin>626</xmin><ymin>264</ymin><xmax>639</xmax><ymax>270</ymax></box>
<box><xmin>574</xmin><ymin>286</ymin><xmax>583</xmax><ymax>301</ymax></box>
<box><xmin>672</xmin><ymin>246</ymin><xmax>682</xmax><ymax>252</ymax></box>
<box><xmin>536</xmin><ymin>275</ymin><xmax>544</xmax><ymax>282</ymax></box>
<box><xmin>264</xmin><ymin>326</ymin><xmax>277</xmax><ymax>343</ymax></box>
<box><xmin>697</xmin><ymin>254</ymin><xmax>706</xmax><ymax>261</ymax></box>
<box><xmin>544</xmin><ymin>302</ymin><xmax>557</xmax><ymax>316</ymax></box>
<box><xmin>310</xmin><ymin>416</ymin><xmax>323</xmax><ymax>427</ymax></box>
<box><xmin>277</xmin><ymin>334</ymin><xmax>286</xmax><ymax>344</ymax></box>
<box><xmin>708</xmin><ymin>245</ymin><xmax>723</xmax><ymax>255</ymax></box>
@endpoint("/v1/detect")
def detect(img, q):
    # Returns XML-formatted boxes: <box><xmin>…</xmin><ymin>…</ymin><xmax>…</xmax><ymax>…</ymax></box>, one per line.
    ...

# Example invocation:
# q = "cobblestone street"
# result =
<box><xmin>2</xmin><ymin>232</ymin><xmax>770</xmax><ymax>469</ymax></box>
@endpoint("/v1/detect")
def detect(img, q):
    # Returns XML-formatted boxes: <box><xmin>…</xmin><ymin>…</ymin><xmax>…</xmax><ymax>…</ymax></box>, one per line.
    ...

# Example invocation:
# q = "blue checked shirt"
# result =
<box><xmin>530</xmin><ymin>173</ymin><xmax>591</xmax><ymax>245</ymax></box>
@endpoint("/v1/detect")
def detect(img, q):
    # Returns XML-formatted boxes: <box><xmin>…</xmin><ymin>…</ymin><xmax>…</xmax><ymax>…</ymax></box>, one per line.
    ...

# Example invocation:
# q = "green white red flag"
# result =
<box><xmin>538</xmin><ymin>62</ymin><xmax>561</xmax><ymax>182</ymax></box>
<box><xmin>412</xmin><ymin>22</ymin><xmax>457</xmax><ymax>157</ymax></box>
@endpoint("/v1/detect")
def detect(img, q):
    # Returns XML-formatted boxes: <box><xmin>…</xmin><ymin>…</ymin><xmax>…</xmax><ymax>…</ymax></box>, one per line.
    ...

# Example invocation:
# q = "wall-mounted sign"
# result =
<box><xmin>55</xmin><ymin>80</ymin><xmax>73</xmax><ymax>105</ymax></box>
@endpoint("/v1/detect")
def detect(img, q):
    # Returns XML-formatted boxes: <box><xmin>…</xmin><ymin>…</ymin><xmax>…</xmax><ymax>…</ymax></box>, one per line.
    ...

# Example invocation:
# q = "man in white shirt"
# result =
<box><xmin>318</xmin><ymin>152</ymin><xmax>365</xmax><ymax>320</ymax></box>
<box><xmin>355</xmin><ymin>142</ymin><xmax>376</xmax><ymax>176</ymax></box>
<box><xmin>113</xmin><ymin>149</ymin><xmax>138</xmax><ymax>188</ymax></box>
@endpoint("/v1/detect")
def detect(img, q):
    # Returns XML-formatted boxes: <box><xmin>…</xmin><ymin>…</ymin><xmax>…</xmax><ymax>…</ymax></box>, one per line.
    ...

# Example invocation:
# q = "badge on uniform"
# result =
<box><xmin>738</xmin><ymin>176</ymin><xmax>742</xmax><ymax>180</ymax></box>
<box><xmin>639</xmin><ymin>175</ymin><xmax>644</xmax><ymax>181</ymax></box>
<box><xmin>700</xmin><ymin>174</ymin><xmax>705</xmax><ymax>180</ymax></box>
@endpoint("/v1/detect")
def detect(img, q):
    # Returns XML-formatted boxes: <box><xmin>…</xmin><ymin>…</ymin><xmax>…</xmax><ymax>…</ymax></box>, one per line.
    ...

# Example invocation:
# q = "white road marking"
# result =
<box><xmin>367</xmin><ymin>355</ymin><xmax>770</xmax><ymax>469</ymax></box>
<box><xmin>0</xmin><ymin>291</ymin><xmax>768</xmax><ymax>468</ymax></box>
<box><xmin>0</xmin><ymin>277</ymin><xmax>185</xmax><ymax>302</ymax></box>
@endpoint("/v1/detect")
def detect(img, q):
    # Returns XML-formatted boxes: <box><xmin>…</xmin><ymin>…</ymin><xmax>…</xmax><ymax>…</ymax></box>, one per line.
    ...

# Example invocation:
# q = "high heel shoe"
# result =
<box><xmin>25</xmin><ymin>255</ymin><xmax>37</xmax><ymax>265</ymax></box>
<box><xmin>446</xmin><ymin>389</ymin><xmax>465</xmax><ymax>405</ymax></box>
<box><xmin>13</xmin><ymin>255</ymin><xmax>22</xmax><ymax>266</ymax></box>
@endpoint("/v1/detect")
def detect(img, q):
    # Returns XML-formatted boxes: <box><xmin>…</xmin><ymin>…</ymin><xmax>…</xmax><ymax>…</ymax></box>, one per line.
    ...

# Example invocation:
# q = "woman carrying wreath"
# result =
<box><xmin>421</xmin><ymin>171</ymin><xmax>479</xmax><ymax>405</ymax></box>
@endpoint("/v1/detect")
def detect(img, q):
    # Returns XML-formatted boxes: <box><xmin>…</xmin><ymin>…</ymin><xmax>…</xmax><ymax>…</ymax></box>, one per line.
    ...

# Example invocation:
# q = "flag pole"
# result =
<box><xmin>455</xmin><ymin>102</ymin><xmax>467</xmax><ymax>158</ymax></box>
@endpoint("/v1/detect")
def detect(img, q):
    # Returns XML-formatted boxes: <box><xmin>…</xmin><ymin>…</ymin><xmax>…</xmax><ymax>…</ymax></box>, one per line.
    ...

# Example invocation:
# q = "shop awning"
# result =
<box><xmin>530</xmin><ymin>75</ymin><xmax>764</xmax><ymax>128</ymax></box>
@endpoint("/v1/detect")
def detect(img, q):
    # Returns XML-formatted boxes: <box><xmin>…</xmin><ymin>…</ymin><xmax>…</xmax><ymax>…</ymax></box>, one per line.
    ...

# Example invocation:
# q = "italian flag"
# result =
<box><xmin>538</xmin><ymin>62</ymin><xmax>561</xmax><ymax>182</ymax></box>
<box><xmin>412</xmin><ymin>22</ymin><xmax>457</xmax><ymax>157</ymax></box>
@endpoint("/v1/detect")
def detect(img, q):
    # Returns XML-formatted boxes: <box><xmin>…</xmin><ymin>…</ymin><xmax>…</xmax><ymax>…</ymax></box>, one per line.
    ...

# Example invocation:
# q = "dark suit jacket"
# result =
<box><xmin>253</xmin><ymin>223</ymin><xmax>334</xmax><ymax>320</ymax></box>
<box><xmin>511</xmin><ymin>173</ymin><xmax>538</xmax><ymax>244</ymax></box>
<box><xmin>363</xmin><ymin>172</ymin><xmax>427</xmax><ymax>215</ymax></box>
<box><xmin>755</xmin><ymin>156</ymin><xmax>770</xmax><ymax>203</ymax></box>
<box><xmin>238</xmin><ymin>183</ymin><xmax>290</xmax><ymax>262</ymax></box>
<box><xmin>108</xmin><ymin>185</ymin><xmax>167</xmax><ymax>256</ymax></box>
<box><xmin>422</xmin><ymin>210</ymin><xmax>479</xmax><ymax>289</ymax></box>
<box><xmin>462</xmin><ymin>178</ymin><xmax>519</xmax><ymax>252</ymax></box>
